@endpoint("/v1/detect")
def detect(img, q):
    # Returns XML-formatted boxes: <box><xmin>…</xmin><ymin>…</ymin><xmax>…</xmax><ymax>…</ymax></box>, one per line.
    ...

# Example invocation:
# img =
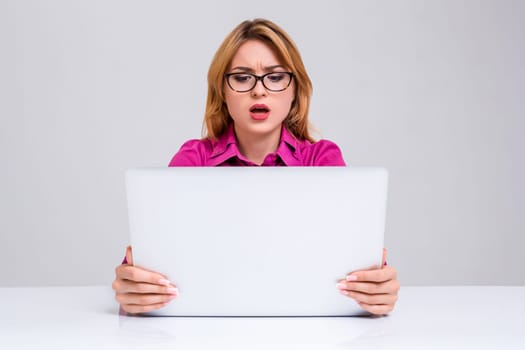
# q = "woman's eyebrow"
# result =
<box><xmin>264</xmin><ymin>65</ymin><xmax>286</xmax><ymax>71</ymax></box>
<box><xmin>230</xmin><ymin>65</ymin><xmax>286</xmax><ymax>72</ymax></box>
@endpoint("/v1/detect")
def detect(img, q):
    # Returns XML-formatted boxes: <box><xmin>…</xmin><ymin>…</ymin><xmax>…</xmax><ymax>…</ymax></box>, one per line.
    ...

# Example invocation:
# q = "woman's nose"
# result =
<box><xmin>250</xmin><ymin>79</ymin><xmax>267</xmax><ymax>97</ymax></box>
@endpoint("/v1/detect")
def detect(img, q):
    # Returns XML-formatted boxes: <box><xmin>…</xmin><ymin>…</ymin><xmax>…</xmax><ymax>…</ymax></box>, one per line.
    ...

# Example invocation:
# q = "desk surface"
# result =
<box><xmin>0</xmin><ymin>286</ymin><xmax>523</xmax><ymax>349</ymax></box>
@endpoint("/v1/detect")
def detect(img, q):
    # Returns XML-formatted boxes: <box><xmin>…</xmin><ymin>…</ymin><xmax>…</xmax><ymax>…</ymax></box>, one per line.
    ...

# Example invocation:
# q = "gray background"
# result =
<box><xmin>1</xmin><ymin>0</ymin><xmax>523</xmax><ymax>287</ymax></box>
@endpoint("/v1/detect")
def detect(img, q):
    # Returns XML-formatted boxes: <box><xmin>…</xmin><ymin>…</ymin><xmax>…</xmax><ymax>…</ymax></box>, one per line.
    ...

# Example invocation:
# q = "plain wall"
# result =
<box><xmin>1</xmin><ymin>0</ymin><xmax>524</xmax><ymax>287</ymax></box>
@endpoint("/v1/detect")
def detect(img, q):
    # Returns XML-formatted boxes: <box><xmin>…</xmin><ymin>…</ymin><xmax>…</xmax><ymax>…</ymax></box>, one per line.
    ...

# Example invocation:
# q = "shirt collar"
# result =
<box><xmin>209</xmin><ymin>123</ymin><xmax>237</xmax><ymax>159</ymax></box>
<box><xmin>275</xmin><ymin>126</ymin><xmax>303</xmax><ymax>166</ymax></box>
<box><xmin>208</xmin><ymin>123</ymin><xmax>303</xmax><ymax>166</ymax></box>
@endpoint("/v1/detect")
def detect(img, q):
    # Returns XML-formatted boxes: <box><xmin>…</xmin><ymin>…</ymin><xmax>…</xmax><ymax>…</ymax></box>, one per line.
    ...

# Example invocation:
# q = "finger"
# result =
<box><xmin>116</xmin><ymin>292</ymin><xmax>177</xmax><ymax>308</ymax></box>
<box><xmin>337</xmin><ymin>278</ymin><xmax>400</xmax><ymax>295</ymax></box>
<box><xmin>125</xmin><ymin>245</ymin><xmax>134</xmax><ymax>265</ymax></box>
<box><xmin>382</xmin><ymin>248</ymin><xmax>387</xmax><ymax>267</ymax></box>
<box><xmin>122</xmin><ymin>301</ymin><xmax>171</xmax><ymax>315</ymax></box>
<box><xmin>347</xmin><ymin>266</ymin><xmax>397</xmax><ymax>283</ymax></box>
<box><xmin>114</xmin><ymin>279</ymin><xmax>179</xmax><ymax>295</ymax></box>
<box><xmin>340</xmin><ymin>289</ymin><xmax>398</xmax><ymax>306</ymax></box>
<box><xmin>356</xmin><ymin>301</ymin><xmax>393</xmax><ymax>316</ymax></box>
<box><xmin>116</xmin><ymin>264</ymin><xmax>171</xmax><ymax>285</ymax></box>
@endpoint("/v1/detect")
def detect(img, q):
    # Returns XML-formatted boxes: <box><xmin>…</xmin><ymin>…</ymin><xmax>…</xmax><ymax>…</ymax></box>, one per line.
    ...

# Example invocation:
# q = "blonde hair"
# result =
<box><xmin>203</xmin><ymin>18</ymin><xmax>314</xmax><ymax>142</ymax></box>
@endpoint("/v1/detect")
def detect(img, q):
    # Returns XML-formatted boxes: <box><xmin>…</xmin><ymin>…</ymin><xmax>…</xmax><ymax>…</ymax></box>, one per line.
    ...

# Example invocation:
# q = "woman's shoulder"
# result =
<box><xmin>168</xmin><ymin>138</ymin><xmax>213</xmax><ymax>166</ymax></box>
<box><xmin>295</xmin><ymin>138</ymin><xmax>346</xmax><ymax>166</ymax></box>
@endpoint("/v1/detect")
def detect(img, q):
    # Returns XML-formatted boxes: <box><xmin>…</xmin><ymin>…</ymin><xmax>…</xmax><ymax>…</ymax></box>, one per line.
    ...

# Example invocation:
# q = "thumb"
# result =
<box><xmin>381</xmin><ymin>247</ymin><xmax>387</xmax><ymax>267</ymax></box>
<box><xmin>125</xmin><ymin>245</ymin><xmax>134</xmax><ymax>265</ymax></box>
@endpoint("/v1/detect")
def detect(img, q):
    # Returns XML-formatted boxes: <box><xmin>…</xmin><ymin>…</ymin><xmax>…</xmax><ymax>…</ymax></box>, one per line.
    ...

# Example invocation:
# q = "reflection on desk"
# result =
<box><xmin>0</xmin><ymin>286</ymin><xmax>523</xmax><ymax>349</ymax></box>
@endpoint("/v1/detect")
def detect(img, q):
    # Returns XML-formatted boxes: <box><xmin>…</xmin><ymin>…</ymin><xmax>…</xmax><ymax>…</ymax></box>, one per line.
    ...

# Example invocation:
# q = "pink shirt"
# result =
<box><xmin>169</xmin><ymin>124</ymin><xmax>346</xmax><ymax>166</ymax></box>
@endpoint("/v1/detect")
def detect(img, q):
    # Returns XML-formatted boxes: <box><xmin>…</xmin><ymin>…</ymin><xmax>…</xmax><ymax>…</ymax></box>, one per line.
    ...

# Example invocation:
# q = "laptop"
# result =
<box><xmin>125</xmin><ymin>167</ymin><xmax>388</xmax><ymax>316</ymax></box>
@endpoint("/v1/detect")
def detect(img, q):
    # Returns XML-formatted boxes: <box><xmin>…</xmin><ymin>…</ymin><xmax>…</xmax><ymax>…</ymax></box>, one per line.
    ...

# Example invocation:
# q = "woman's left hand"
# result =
<box><xmin>336</xmin><ymin>248</ymin><xmax>399</xmax><ymax>315</ymax></box>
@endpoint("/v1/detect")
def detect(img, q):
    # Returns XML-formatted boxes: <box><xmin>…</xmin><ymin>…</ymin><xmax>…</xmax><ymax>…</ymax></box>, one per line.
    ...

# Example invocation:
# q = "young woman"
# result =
<box><xmin>113</xmin><ymin>18</ymin><xmax>399</xmax><ymax>315</ymax></box>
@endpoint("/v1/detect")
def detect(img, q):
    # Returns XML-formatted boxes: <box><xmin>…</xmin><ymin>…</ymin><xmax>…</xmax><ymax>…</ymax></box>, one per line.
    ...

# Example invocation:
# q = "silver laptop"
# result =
<box><xmin>126</xmin><ymin>167</ymin><xmax>388</xmax><ymax>316</ymax></box>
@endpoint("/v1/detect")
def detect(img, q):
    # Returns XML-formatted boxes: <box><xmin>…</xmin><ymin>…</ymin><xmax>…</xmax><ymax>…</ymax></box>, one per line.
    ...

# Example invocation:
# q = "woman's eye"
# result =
<box><xmin>267</xmin><ymin>73</ymin><xmax>285</xmax><ymax>82</ymax></box>
<box><xmin>233</xmin><ymin>75</ymin><xmax>252</xmax><ymax>83</ymax></box>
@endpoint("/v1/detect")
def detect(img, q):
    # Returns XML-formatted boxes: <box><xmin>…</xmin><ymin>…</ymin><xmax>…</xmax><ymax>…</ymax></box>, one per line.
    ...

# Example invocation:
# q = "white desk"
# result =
<box><xmin>0</xmin><ymin>286</ymin><xmax>523</xmax><ymax>349</ymax></box>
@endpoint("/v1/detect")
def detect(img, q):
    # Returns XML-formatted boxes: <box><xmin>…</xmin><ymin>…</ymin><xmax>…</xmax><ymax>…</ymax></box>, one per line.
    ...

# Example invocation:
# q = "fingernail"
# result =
<box><xmin>167</xmin><ymin>287</ymin><xmax>179</xmax><ymax>295</ymax></box>
<box><xmin>340</xmin><ymin>289</ymin><xmax>349</xmax><ymax>296</ymax></box>
<box><xmin>158</xmin><ymin>278</ymin><xmax>171</xmax><ymax>286</ymax></box>
<box><xmin>336</xmin><ymin>282</ymin><xmax>346</xmax><ymax>290</ymax></box>
<box><xmin>346</xmin><ymin>275</ymin><xmax>358</xmax><ymax>281</ymax></box>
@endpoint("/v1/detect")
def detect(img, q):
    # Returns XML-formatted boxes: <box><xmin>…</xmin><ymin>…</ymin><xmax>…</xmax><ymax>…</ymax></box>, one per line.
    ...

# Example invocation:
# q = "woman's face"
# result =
<box><xmin>224</xmin><ymin>39</ymin><xmax>295</xmax><ymax>141</ymax></box>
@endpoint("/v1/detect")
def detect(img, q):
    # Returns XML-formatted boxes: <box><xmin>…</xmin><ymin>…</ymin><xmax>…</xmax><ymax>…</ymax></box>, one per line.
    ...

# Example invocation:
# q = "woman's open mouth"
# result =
<box><xmin>249</xmin><ymin>104</ymin><xmax>270</xmax><ymax>120</ymax></box>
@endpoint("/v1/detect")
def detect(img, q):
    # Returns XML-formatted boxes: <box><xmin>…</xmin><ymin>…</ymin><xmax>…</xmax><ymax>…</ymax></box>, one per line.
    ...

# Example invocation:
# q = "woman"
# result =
<box><xmin>113</xmin><ymin>18</ymin><xmax>399</xmax><ymax>315</ymax></box>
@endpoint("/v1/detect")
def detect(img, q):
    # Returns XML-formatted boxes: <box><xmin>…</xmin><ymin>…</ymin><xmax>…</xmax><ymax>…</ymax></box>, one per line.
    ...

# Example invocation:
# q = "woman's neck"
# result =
<box><xmin>234</xmin><ymin>126</ymin><xmax>281</xmax><ymax>165</ymax></box>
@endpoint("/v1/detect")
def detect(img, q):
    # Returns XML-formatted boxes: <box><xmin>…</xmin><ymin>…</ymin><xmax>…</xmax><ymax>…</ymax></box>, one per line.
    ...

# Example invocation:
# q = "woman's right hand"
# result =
<box><xmin>112</xmin><ymin>246</ymin><xmax>179</xmax><ymax>314</ymax></box>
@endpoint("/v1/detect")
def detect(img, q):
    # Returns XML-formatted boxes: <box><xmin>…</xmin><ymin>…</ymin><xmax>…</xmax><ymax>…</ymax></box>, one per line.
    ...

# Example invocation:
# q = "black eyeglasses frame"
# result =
<box><xmin>224</xmin><ymin>72</ymin><xmax>294</xmax><ymax>93</ymax></box>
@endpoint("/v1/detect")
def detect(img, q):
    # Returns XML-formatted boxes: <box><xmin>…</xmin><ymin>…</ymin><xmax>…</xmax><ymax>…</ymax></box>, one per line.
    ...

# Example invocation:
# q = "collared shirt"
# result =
<box><xmin>168</xmin><ymin>124</ymin><xmax>346</xmax><ymax>166</ymax></box>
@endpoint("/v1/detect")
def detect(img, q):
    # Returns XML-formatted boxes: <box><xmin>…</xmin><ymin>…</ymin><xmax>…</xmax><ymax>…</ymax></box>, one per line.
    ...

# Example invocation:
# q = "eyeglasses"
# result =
<box><xmin>225</xmin><ymin>72</ymin><xmax>294</xmax><ymax>93</ymax></box>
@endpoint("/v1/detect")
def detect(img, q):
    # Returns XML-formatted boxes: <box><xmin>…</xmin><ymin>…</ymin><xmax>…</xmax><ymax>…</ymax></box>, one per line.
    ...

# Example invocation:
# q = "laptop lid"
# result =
<box><xmin>126</xmin><ymin>167</ymin><xmax>388</xmax><ymax>316</ymax></box>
